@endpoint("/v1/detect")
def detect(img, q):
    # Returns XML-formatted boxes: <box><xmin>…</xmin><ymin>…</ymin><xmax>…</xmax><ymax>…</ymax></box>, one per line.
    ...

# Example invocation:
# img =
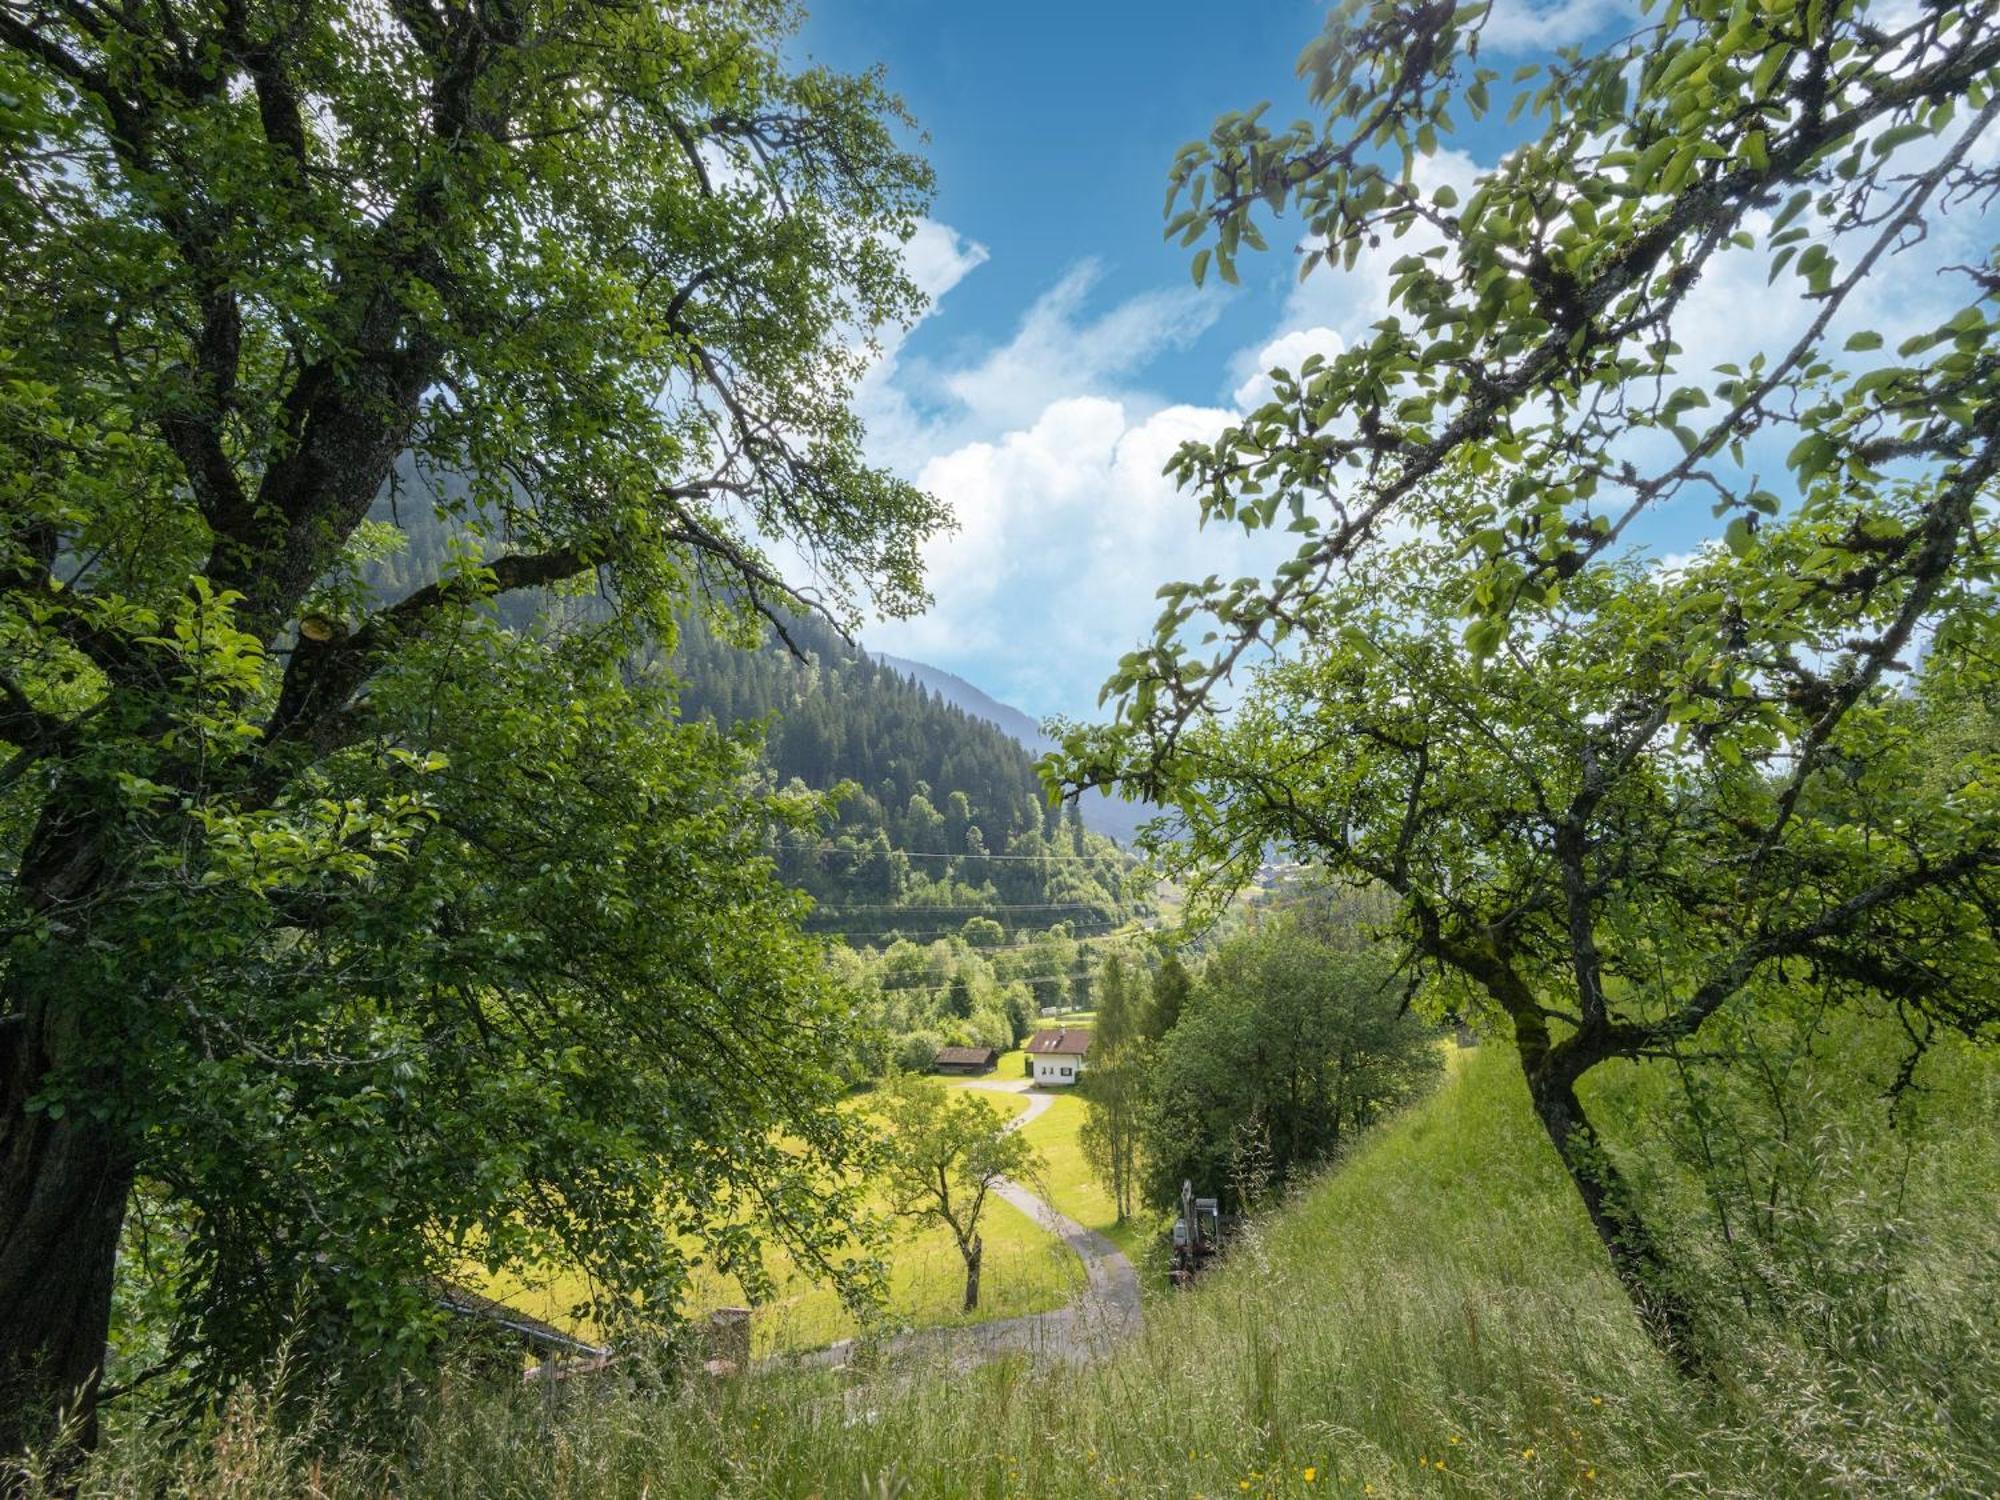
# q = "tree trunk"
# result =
<box><xmin>0</xmin><ymin>1046</ymin><xmax>134</xmax><ymax>1467</ymax></box>
<box><xmin>1</xmin><ymin>815</ymin><xmax>134</xmax><ymax>1469</ymax></box>
<box><xmin>961</xmin><ymin>1232</ymin><xmax>982</xmax><ymax>1313</ymax></box>
<box><xmin>1524</xmin><ymin>1062</ymin><xmax>1706</xmax><ymax>1376</ymax></box>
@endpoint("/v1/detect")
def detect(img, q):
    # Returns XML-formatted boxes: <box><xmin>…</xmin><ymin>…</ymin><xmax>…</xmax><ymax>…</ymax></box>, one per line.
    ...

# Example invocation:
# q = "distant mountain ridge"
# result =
<box><xmin>870</xmin><ymin>653</ymin><xmax>1153</xmax><ymax>848</ymax></box>
<box><xmin>873</xmin><ymin>654</ymin><xmax>1050</xmax><ymax>750</ymax></box>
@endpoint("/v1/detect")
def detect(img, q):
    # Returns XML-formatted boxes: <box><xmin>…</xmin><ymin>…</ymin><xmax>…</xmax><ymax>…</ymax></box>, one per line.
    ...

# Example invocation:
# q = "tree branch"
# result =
<box><xmin>0</xmin><ymin>670</ymin><xmax>66</xmax><ymax>752</ymax></box>
<box><xmin>1637</xmin><ymin>845</ymin><xmax>2000</xmax><ymax>1049</ymax></box>
<box><xmin>263</xmin><ymin>546</ymin><xmax>589</xmax><ymax>748</ymax></box>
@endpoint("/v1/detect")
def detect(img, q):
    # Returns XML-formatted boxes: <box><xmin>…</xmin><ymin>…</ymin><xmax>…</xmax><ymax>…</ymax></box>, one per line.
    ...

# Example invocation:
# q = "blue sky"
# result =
<box><xmin>794</xmin><ymin>0</ymin><xmax>1988</xmax><ymax>723</ymax></box>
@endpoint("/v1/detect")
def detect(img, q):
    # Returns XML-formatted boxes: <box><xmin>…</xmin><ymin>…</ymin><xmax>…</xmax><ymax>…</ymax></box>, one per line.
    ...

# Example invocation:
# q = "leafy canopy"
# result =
<box><xmin>1093</xmin><ymin>0</ymin><xmax>1999</xmax><ymax>719</ymax></box>
<box><xmin>1141</xmin><ymin>906</ymin><xmax>1441</xmax><ymax>1213</ymax></box>
<box><xmin>1064</xmin><ymin>0</ymin><xmax>2000</xmax><ymax>1081</ymax></box>
<box><xmin>1059</xmin><ymin>0</ymin><xmax>2000</xmax><ymax>1359</ymax></box>
<box><xmin>0</xmin><ymin>0</ymin><xmax>943</xmax><ymax>1423</ymax></box>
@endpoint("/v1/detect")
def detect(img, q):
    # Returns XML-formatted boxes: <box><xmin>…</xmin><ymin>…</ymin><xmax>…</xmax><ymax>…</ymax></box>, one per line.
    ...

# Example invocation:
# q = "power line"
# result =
<box><xmin>864</xmin><ymin>974</ymin><xmax>1111</xmax><ymax>999</ymax></box>
<box><xmin>824</xmin><ymin>929</ymin><xmax>1152</xmax><ymax>954</ymax></box>
<box><xmin>772</xmin><ymin>844</ymin><xmax>1127</xmax><ymax>863</ymax></box>
<box><xmin>816</xmin><ymin>920</ymin><xmax>1128</xmax><ymax>941</ymax></box>
<box><xmin>811</xmin><ymin>900</ymin><xmax>1125</xmax><ymax>914</ymax></box>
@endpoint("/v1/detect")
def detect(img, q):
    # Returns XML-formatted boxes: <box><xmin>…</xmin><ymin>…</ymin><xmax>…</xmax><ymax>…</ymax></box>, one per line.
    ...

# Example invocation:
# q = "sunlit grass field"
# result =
<box><xmin>472</xmin><ymin>1084</ymin><xmax>1085</xmax><ymax>1358</ymax></box>
<box><xmin>80</xmin><ymin>1032</ymin><xmax>1996</xmax><ymax>1498</ymax></box>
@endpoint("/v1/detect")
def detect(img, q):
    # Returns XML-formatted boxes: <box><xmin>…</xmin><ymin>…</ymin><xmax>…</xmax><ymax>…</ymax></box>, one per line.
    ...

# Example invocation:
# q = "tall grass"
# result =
<box><xmin>52</xmin><ymin>1038</ymin><xmax>1999</xmax><ymax>1498</ymax></box>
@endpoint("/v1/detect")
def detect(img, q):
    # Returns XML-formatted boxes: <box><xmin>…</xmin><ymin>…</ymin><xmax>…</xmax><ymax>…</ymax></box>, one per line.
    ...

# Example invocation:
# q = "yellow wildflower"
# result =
<box><xmin>1303</xmin><ymin>1468</ymin><xmax>1316</xmax><ymax>1484</ymax></box>
<box><xmin>1238</xmin><ymin>1483</ymin><xmax>1250</xmax><ymax>1493</ymax></box>
<box><xmin>1591</xmin><ymin>1396</ymin><xmax>1604</xmax><ymax>1407</ymax></box>
<box><xmin>1522</xmin><ymin>1447</ymin><xmax>1537</xmax><ymax>1461</ymax></box>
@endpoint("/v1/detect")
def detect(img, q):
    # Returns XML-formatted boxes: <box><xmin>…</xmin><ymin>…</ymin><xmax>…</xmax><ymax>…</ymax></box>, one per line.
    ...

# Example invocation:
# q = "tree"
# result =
<box><xmin>857</xmin><ymin>831</ymin><xmax>904</xmax><ymax>902</ymax></box>
<box><xmin>1065</xmin><ymin>0</ymin><xmax>2000</xmax><ymax>1366</ymax></box>
<box><xmin>1068</xmin><ymin>966</ymin><xmax>1094</xmax><ymax>1014</ymax></box>
<box><xmin>0</xmin><ymin>0</ymin><xmax>943</xmax><ymax>1453</ymax></box>
<box><xmin>1079</xmin><ymin>1043</ymin><xmax>1150</xmax><ymax>1223</ymax></box>
<box><xmin>876</xmin><ymin>1075</ymin><xmax>1038</xmax><ymax>1312</ymax></box>
<box><xmin>1078</xmin><ymin>954</ymin><xmax>1149</xmax><ymax>1220</ymax></box>
<box><xmin>1091</xmin><ymin>952</ymin><xmax>1145</xmax><ymax>1051</ymax></box>
<box><xmin>1139</xmin><ymin>915</ymin><xmax>1441</xmax><ymax>1213</ymax></box>
<box><xmin>1000</xmin><ymin>981</ymin><xmax>1037</xmax><ymax>1046</ymax></box>
<box><xmin>961</xmin><ymin>916</ymin><xmax>1006</xmax><ymax>948</ymax></box>
<box><xmin>903</xmin><ymin>792</ymin><xmax>948</xmax><ymax>856</ymax></box>
<box><xmin>1146</xmin><ymin>953</ymin><xmax>1193</xmax><ymax>1041</ymax></box>
<box><xmin>945</xmin><ymin>973</ymin><xmax>975</xmax><ymax>1021</ymax></box>
<box><xmin>1014</xmin><ymin>928</ymin><xmax>1077</xmax><ymax>1014</ymax></box>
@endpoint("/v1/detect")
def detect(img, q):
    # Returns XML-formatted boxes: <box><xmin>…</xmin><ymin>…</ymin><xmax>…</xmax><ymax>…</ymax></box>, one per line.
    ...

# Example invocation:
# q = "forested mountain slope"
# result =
<box><xmin>875</xmin><ymin>652</ymin><xmax>1152</xmax><ymax>847</ymax></box>
<box><xmin>361</xmin><ymin>490</ymin><xmax>1147</xmax><ymax>947</ymax></box>
<box><xmin>668</xmin><ymin>609</ymin><xmax>1148</xmax><ymax>946</ymax></box>
<box><xmin>872</xmin><ymin>653</ymin><xmax>1047</xmax><ymax>748</ymax></box>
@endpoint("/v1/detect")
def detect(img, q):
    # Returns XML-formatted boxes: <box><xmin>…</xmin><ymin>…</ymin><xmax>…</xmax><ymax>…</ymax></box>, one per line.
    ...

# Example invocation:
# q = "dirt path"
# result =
<box><xmin>776</xmin><ymin>1082</ymin><xmax>1142</xmax><ymax>1373</ymax></box>
<box><xmin>970</xmin><ymin>1079</ymin><xmax>1141</xmax><ymax>1344</ymax></box>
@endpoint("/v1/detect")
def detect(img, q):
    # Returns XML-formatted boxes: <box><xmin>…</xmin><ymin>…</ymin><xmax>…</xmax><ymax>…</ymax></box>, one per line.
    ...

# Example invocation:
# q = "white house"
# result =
<box><xmin>1025</xmin><ymin>1026</ymin><xmax>1092</xmax><ymax>1086</ymax></box>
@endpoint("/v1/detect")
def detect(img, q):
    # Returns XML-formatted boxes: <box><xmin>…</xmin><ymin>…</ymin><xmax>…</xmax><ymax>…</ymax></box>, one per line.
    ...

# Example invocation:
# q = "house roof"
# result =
<box><xmin>934</xmin><ymin>1045</ymin><xmax>998</xmax><ymax>1066</ymax></box>
<box><xmin>1026</xmin><ymin>1027</ymin><xmax>1093</xmax><ymax>1057</ymax></box>
<box><xmin>430</xmin><ymin>1279</ymin><xmax>609</xmax><ymax>1359</ymax></box>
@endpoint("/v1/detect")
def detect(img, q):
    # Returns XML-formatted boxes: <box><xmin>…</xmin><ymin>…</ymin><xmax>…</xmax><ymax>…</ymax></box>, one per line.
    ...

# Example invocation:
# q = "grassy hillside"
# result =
<box><xmin>62</xmin><ymin>1040</ymin><xmax>1999</xmax><ymax>1498</ymax></box>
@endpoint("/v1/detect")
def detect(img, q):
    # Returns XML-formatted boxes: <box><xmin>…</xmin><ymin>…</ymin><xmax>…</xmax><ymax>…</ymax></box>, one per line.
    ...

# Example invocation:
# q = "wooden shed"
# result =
<box><xmin>932</xmin><ymin>1044</ymin><xmax>1000</xmax><ymax>1075</ymax></box>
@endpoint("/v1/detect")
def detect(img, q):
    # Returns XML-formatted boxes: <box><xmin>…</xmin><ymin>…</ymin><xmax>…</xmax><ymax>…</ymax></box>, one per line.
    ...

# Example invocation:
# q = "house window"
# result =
<box><xmin>1061</xmin><ymin>1066</ymin><xmax>1072</xmax><ymax>1078</ymax></box>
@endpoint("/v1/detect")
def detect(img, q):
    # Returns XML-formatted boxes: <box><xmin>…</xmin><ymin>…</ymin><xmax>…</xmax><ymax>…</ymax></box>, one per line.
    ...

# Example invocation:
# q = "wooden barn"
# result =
<box><xmin>932</xmin><ymin>1044</ymin><xmax>999</xmax><ymax>1075</ymax></box>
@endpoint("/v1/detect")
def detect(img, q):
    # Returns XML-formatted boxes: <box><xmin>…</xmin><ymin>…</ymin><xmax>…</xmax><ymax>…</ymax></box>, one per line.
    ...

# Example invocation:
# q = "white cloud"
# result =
<box><xmin>854</xmin><ymin>227</ymin><xmax>1220</xmax><ymax>476</ymax></box>
<box><xmin>856</xmin><ymin>218</ymin><xmax>988</xmax><ymax>374</ymax></box>
<box><xmin>848</xmin><ymin>135</ymin><xmax>1995</xmax><ymax>722</ymax></box>
<box><xmin>848</xmin><ymin>248</ymin><xmax>1291</xmax><ymax>715</ymax></box>
<box><xmin>864</xmin><ymin>394</ymin><xmax>1292</xmax><ymax>714</ymax></box>
<box><xmin>1479</xmin><ymin>0</ymin><xmax>1632</xmax><ymax>51</ymax></box>
<box><xmin>925</xmin><ymin>261</ymin><xmax>1220</xmax><ymax>435</ymax></box>
<box><xmin>901</xmin><ymin>218</ymin><xmax>991</xmax><ymax>307</ymax></box>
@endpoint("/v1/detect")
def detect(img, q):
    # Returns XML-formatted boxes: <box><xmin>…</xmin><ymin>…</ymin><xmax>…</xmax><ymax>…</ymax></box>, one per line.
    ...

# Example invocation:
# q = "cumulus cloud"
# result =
<box><xmin>865</xmin><ymin>395</ymin><xmax>1292</xmax><ymax>713</ymax></box>
<box><xmin>1479</xmin><ymin>0</ymin><xmax>1633</xmax><ymax>50</ymax></box>
<box><xmin>850</xmin><ymin>123</ymin><xmax>1994</xmax><ymax>720</ymax></box>
<box><xmin>902</xmin><ymin>218</ymin><xmax>992</xmax><ymax>307</ymax></box>
<box><xmin>844</xmin><ymin>242</ymin><xmax>1272</xmax><ymax>715</ymax></box>
<box><xmin>842</xmin><ymin>241</ymin><xmax>1301</xmax><ymax>712</ymax></box>
<box><xmin>923</xmin><ymin>261</ymin><xmax>1220</xmax><ymax>435</ymax></box>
